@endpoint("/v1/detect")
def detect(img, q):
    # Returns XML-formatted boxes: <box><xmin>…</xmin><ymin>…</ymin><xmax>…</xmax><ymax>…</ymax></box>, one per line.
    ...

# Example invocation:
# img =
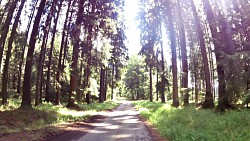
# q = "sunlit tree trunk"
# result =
<box><xmin>67</xmin><ymin>0</ymin><xmax>85</xmax><ymax>107</ymax></box>
<box><xmin>99</xmin><ymin>66</ymin><xmax>105</xmax><ymax>103</ymax></box>
<box><xmin>149</xmin><ymin>66</ymin><xmax>153</xmax><ymax>102</ymax></box>
<box><xmin>160</xmin><ymin>22</ymin><xmax>166</xmax><ymax>103</ymax></box>
<box><xmin>56</xmin><ymin>0</ymin><xmax>74</xmax><ymax>105</ymax></box>
<box><xmin>165</xmin><ymin>0</ymin><xmax>179</xmax><ymax>107</ymax></box>
<box><xmin>20</xmin><ymin>0</ymin><xmax>47</xmax><ymax>109</ymax></box>
<box><xmin>76</xmin><ymin>48</ymin><xmax>84</xmax><ymax>102</ymax></box>
<box><xmin>190</xmin><ymin>0</ymin><xmax>214</xmax><ymax>109</ymax></box>
<box><xmin>35</xmin><ymin>1</ymin><xmax>54</xmax><ymax>105</ymax></box>
<box><xmin>177</xmin><ymin>0</ymin><xmax>189</xmax><ymax>106</ymax></box>
<box><xmin>0</xmin><ymin>1</ymin><xmax>11</xmax><ymax>25</ymax></box>
<box><xmin>1</xmin><ymin>0</ymin><xmax>26</xmax><ymax>105</ymax></box>
<box><xmin>203</xmin><ymin>0</ymin><xmax>232</xmax><ymax>111</ymax></box>
<box><xmin>46</xmin><ymin>0</ymin><xmax>62</xmax><ymax>103</ymax></box>
<box><xmin>16</xmin><ymin>0</ymin><xmax>38</xmax><ymax>95</ymax></box>
<box><xmin>111</xmin><ymin>63</ymin><xmax>115</xmax><ymax>100</ymax></box>
<box><xmin>0</xmin><ymin>0</ymin><xmax>18</xmax><ymax>70</ymax></box>
<box><xmin>104</xmin><ymin>68</ymin><xmax>108</xmax><ymax>101</ymax></box>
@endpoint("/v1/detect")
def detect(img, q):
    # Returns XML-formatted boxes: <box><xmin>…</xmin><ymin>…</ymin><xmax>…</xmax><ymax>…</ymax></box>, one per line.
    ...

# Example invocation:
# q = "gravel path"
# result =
<box><xmin>76</xmin><ymin>101</ymin><xmax>153</xmax><ymax>141</ymax></box>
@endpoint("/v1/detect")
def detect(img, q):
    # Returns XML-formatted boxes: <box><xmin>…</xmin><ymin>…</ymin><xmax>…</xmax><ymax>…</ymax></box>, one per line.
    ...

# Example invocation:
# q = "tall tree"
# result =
<box><xmin>17</xmin><ymin>0</ymin><xmax>38</xmax><ymax>94</ymax></box>
<box><xmin>1</xmin><ymin>0</ymin><xmax>26</xmax><ymax>105</ymax></box>
<box><xmin>20</xmin><ymin>0</ymin><xmax>47</xmax><ymax>109</ymax></box>
<box><xmin>203</xmin><ymin>0</ymin><xmax>229</xmax><ymax>110</ymax></box>
<box><xmin>55</xmin><ymin>0</ymin><xmax>74</xmax><ymax>105</ymax></box>
<box><xmin>35</xmin><ymin>0</ymin><xmax>56</xmax><ymax>105</ymax></box>
<box><xmin>45</xmin><ymin>0</ymin><xmax>62</xmax><ymax>102</ymax></box>
<box><xmin>0</xmin><ymin>0</ymin><xmax>18</xmax><ymax>69</ymax></box>
<box><xmin>190</xmin><ymin>0</ymin><xmax>214</xmax><ymax>108</ymax></box>
<box><xmin>177</xmin><ymin>0</ymin><xmax>189</xmax><ymax>106</ymax></box>
<box><xmin>67</xmin><ymin>0</ymin><xmax>85</xmax><ymax>107</ymax></box>
<box><xmin>164</xmin><ymin>0</ymin><xmax>179</xmax><ymax>107</ymax></box>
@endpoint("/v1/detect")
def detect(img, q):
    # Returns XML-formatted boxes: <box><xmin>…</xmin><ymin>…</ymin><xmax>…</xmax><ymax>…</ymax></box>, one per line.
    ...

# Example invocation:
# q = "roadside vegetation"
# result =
<box><xmin>134</xmin><ymin>100</ymin><xmax>250</xmax><ymax>141</ymax></box>
<box><xmin>0</xmin><ymin>98</ymin><xmax>118</xmax><ymax>135</ymax></box>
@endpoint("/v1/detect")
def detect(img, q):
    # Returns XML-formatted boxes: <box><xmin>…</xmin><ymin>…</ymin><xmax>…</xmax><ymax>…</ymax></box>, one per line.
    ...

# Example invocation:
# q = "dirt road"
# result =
<box><xmin>75</xmin><ymin>101</ymin><xmax>153</xmax><ymax>141</ymax></box>
<box><xmin>48</xmin><ymin>101</ymin><xmax>153</xmax><ymax>141</ymax></box>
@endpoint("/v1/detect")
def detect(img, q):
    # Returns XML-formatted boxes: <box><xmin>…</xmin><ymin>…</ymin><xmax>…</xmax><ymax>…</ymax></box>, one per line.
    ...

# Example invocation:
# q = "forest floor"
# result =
<box><xmin>0</xmin><ymin>100</ymin><xmax>166</xmax><ymax>141</ymax></box>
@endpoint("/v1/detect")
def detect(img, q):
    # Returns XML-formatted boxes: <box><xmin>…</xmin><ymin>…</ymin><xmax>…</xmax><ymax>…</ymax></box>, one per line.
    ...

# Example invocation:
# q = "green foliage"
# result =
<box><xmin>243</xmin><ymin>90</ymin><xmax>250</xmax><ymax>107</ymax></box>
<box><xmin>123</xmin><ymin>55</ymin><xmax>149</xmax><ymax>99</ymax></box>
<box><xmin>134</xmin><ymin>100</ymin><xmax>250</xmax><ymax>141</ymax></box>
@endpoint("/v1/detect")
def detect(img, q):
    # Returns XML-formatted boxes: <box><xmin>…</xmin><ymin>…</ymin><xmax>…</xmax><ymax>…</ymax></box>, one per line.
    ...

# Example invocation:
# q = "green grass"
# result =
<box><xmin>134</xmin><ymin>100</ymin><xmax>250</xmax><ymax>141</ymax></box>
<box><xmin>0</xmin><ymin>98</ymin><xmax>119</xmax><ymax>135</ymax></box>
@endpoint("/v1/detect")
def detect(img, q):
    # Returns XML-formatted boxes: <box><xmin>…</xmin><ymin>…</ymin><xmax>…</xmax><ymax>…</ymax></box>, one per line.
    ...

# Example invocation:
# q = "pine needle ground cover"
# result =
<box><xmin>134</xmin><ymin>101</ymin><xmax>250</xmax><ymax>141</ymax></box>
<box><xmin>0</xmin><ymin>98</ymin><xmax>118</xmax><ymax>135</ymax></box>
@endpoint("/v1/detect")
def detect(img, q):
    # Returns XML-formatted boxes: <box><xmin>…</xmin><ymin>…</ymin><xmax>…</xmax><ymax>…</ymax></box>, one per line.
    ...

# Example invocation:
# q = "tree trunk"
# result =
<box><xmin>104</xmin><ymin>68</ymin><xmax>108</xmax><ymax>101</ymax></box>
<box><xmin>149</xmin><ymin>66</ymin><xmax>153</xmax><ymax>102</ymax></box>
<box><xmin>177</xmin><ymin>0</ymin><xmax>189</xmax><ymax>106</ymax></box>
<box><xmin>1</xmin><ymin>0</ymin><xmax>26</xmax><ymax>106</ymax></box>
<box><xmin>156</xmin><ymin>67</ymin><xmax>159</xmax><ymax>101</ymax></box>
<box><xmin>203</xmin><ymin>0</ymin><xmax>230</xmax><ymax>111</ymax></box>
<box><xmin>67</xmin><ymin>0</ymin><xmax>85</xmax><ymax>107</ymax></box>
<box><xmin>20</xmin><ymin>0</ymin><xmax>47</xmax><ymax>109</ymax></box>
<box><xmin>45</xmin><ymin>0</ymin><xmax>62</xmax><ymax>103</ymax></box>
<box><xmin>76</xmin><ymin>48</ymin><xmax>84</xmax><ymax>102</ymax></box>
<box><xmin>111</xmin><ymin>63</ymin><xmax>115</xmax><ymax>100</ymax></box>
<box><xmin>99</xmin><ymin>66</ymin><xmax>105</xmax><ymax>103</ymax></box>
<box><xmin>35</xmin><ymin>1</ymin><xmax>54</xmax><ymax>105</ymax></box>
<box><xmin>56</xmin><ymin>0</ymin><xmax>73</xmax><ymax>105</ymax></box>
<box><xmin>165</xmin><ymin>0</ymin><xmax>179</xmax><ymax>107</ymax></box>
<box><xmin>0</xmin><ymin>1</ymin><xmax>10</xmax><ymax>24</ymax></box>
<box><xmin>0</xmin><ymin>0</ymin><xmax>18</xmax><ymax>70</ymax></box>
<box><xmin>17</xmin><ymin>0</ymin><xmax>38</xmax><ymax>94</ymax></box>
<box><xmin>190</xmin><ymin>0</ymin><xmax>214</xmax><ymax>109</ymax></box>
<box><xmin>160</xmin><ymin>23</ymin><xmax>165</xmax><ymax>103</ymax></box>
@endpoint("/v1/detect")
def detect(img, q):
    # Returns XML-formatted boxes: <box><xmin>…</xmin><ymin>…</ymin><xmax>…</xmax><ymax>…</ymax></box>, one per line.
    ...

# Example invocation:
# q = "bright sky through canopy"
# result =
<box><xmin>124</xmin><ymin>0</ymin><xmax>141</xmax><ymax>55</ymax></box>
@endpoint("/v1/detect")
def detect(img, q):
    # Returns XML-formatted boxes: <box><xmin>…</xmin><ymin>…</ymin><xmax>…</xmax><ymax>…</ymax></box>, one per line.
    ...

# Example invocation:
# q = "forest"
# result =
<box><xmin>0</xmin><ymin>0</ymin><xmax>249</xmax><ymax>140</ymax></box>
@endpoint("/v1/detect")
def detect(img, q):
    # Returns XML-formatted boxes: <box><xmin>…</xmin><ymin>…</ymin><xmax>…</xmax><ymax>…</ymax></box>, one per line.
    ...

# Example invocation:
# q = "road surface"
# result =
<box><xmin>76</xmin><ymin>101</ymin><xmax>153</xmax><ymax>141</ymax></box>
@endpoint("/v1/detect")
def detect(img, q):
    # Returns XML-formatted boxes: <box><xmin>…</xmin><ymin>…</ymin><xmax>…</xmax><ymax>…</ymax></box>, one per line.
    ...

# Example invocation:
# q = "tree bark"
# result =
<box><xmin>55</xmin><ymin>0</ymin><xmax>73</xmax><ymax>105</ymax></box>
<box><xmin>0</xmin><ymin>0</ymin><xmax>18</xmax><ymax>70</ymax></box>
<box><xmin>17</xmin><ymin>0</ymin><xmax>38</xmax><ymax>94</ymax></box>
<box><xmin>160</xmin><ymin>22</ymin><xmax>165</xmax><ymax>103</ymax></box>
<box><xmin>20</xmin><ymin>0</ymin><xmax>47</xmax><ymax>109</ymax></box>
<box><xmin>165</xmin><ymin>0</ymin><xmax>179</xmax><ymax>107</ymax></box>
<box><xmin>177</xmin><ymin>0</ymin><xmax>189</xmax><ymax>106</ymax></box>
<box><xmin>203</xmin><ymin>0</ymin><xmax>230</xmax><ymax>111</ymax></box>
<box><xmin>35</xmin><ymin>1</ymin><xmax>55</xmax><ymax>105</ymax></box>
<box><xmin>111</xmin><ymin>63</ymin><xmax>115</xmax><ymax>100</ymax></box>
<box><xmin>45</xmin><ymin>0</ymin><xmax>62</xmax><ymax>102</ymax></box>
<box><xmin>149</xmin><ymin>66</ymin><xmax>153</xmax><ymax>102</ymax></box>
<box><xmin>1</xmin><ymin>0</ymin><xmax>26</xmax><ymax>105</ymax></box>
<box><xmin>99</xmin><ymin>66</ymin><xmax>105</xmax><ymax>103</ymax></box>
<box><xmin>190</xmin><ymin>0</ymin><xmax>214</xmax><ymax>109</ymax></box>
<box><xmin>67</xmin><ymin>0</ymin><xmax>85</xmax><ymax>107</ymax></box>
